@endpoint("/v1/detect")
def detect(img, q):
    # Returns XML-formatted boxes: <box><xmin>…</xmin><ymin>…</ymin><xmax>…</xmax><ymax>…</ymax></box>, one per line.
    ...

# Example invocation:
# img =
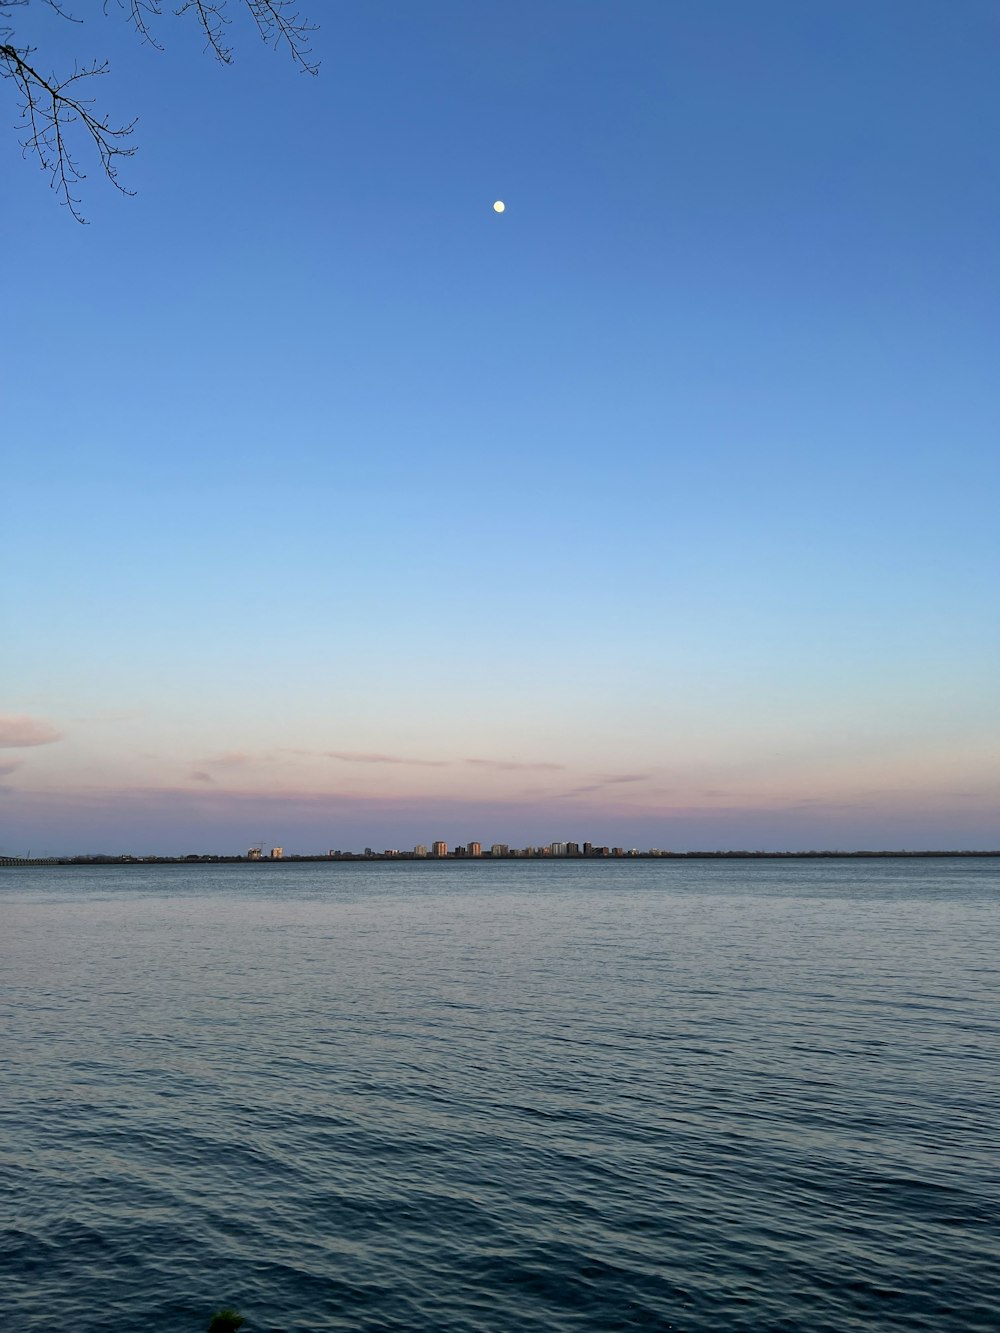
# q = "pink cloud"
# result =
<box><xmin>465</xmin><ymin>758</ymin><xmax>564</xmax><ymax>771</ymax></box>
<box><xmin>200</xmin><ymin>751</ymin><xmax>262</xmax><ymax>769</ymax></box>
<box><xmin>322</xmin><ymin>750</ymin><xmax>449</xmax><ymax>767</ymax></box>
<box><xmin>558</xmin><ymin>772</ymin><xmax>653</xmax><ymax>797</ymax></box>
<box><xmin>0</xmin><ymin>715</ymin><xmax>64</xmax><ymax>748</ymax></box>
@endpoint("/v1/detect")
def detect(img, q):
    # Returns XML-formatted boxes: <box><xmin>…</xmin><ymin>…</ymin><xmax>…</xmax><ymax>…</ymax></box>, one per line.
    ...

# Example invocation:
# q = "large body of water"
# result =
<box><xmin>2</xmin><ymin>859</ymin><xmax>997</xmax><ymax>1332</ymax></box>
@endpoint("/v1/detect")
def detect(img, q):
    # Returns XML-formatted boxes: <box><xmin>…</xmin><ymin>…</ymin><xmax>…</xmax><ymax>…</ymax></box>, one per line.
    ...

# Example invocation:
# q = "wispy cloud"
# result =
<box><xmin>198</xmin><ymin>751</ymin><xmax>273</xmax><ymax>770</ymax></box>
<box><xmin>0</xmin><ymin>759</ymin><xmax>23</xmax><ymax>777</ymax></box>
<box><xmin>190</xmin><ymin>770</ymin><xmax>214</xmax><ymax>784</ymax></box>
<box><xmin>322</xmin><ymin>750</ymin><xmax>449</xmax><ymax>767</ymax></box>
<box><xmin>0</xmin><ymin>715</ymin><xmax>64</xmax><ymax>748</ymax></box>
<box><xmin>465</xmin><ymin>758</ymin><xmax>565</xmax><ymax>771</ymax></box>
<box><xmin>557</xmin><ymin>772</ymin><xmax>653</xmax><ymax>797</ymax></box>
<box><xmin>276</xmin><ymin>749</ymin><xmax>565</xmax><ymax>773</ymax></box>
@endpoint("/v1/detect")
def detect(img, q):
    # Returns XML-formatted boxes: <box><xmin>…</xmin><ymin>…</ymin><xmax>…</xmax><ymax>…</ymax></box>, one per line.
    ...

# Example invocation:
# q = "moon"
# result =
<box><xmin>493</xmin><ymin>200</ymin><xmax>505</xmax><ymax>213</ymax></box>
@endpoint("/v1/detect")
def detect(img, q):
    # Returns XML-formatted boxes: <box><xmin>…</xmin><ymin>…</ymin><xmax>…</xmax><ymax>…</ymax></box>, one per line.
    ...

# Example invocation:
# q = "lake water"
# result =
<box><xmin>2</xmin><ymin>859</ymin><xmax>997</xmax><ymax>1332</ymax></box>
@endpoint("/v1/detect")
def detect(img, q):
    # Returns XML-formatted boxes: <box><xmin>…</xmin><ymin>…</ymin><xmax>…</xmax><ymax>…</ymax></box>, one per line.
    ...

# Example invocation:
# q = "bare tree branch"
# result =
<box><xmin>0</xmin><ymin>42</ymin><xmax>137</xmax><ymax>221</ymax></box>
<box><xmin>1</xmin><ymin>0</ymin><xmax>318</xmax><ymax>221</ymax></box>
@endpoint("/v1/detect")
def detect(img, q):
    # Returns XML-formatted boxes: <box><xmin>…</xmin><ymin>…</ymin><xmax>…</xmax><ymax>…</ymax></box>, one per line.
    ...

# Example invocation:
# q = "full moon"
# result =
<box><xmin>493</xmin><ymin>200</ymin><xmax>505</xmax><ymax>213</ymax></box>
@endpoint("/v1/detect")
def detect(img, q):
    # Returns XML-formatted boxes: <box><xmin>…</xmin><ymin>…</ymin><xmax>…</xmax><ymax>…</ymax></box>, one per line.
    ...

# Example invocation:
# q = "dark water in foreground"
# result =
<box><xmin>2</xmin><ymin>859</ymin><xmax>997</xmax><ymax>1332</ymax></box>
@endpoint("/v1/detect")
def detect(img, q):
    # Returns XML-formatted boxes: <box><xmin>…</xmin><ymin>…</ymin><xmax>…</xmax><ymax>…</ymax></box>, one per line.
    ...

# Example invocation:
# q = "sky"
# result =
<box><xmin>3</xmin><ymin>0</ymin><xmax>999</xmax><ymax>855</ymax></box>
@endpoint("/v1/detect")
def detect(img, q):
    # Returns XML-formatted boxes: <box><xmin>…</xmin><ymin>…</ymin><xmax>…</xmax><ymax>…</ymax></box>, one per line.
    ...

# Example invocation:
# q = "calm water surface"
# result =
<box><xmin>2</xmin><ymin>859</ymin><xmax>998</xmax><ymax>1331</ymax></box>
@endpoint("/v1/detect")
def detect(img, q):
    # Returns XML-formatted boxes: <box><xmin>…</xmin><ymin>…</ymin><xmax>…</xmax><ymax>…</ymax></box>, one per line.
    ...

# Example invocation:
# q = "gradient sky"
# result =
<box><xmin>3</xmin><ymin>1</ymin><xmax>999</xmax><ymax>854</ymax></box>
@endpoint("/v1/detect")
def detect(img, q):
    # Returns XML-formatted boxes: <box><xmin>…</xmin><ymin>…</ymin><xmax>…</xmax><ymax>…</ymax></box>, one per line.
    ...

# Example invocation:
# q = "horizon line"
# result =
<box><xmin>4</xmin><ymin>849</ymin><xmax>999</xmax><ymax>866</ymax></box>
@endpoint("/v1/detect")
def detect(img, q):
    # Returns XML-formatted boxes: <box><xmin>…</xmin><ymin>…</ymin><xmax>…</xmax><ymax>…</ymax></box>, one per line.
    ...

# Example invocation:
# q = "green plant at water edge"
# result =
<box><xmin>207</xmin><ymin>1310</ymin><xmax>245</xmax><ymax>1333</ymax></box>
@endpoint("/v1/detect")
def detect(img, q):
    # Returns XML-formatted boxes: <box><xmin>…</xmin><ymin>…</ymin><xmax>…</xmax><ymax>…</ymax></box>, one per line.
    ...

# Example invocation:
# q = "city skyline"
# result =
<box><xmin>8</xmin><ymin>845</ymin><xmax>996</xmax><ymax>867</ymax></box>
<box><xmin>4</xmin><ymin>3</ymin><xmax>999</xmax><ymax>856</ymax></box>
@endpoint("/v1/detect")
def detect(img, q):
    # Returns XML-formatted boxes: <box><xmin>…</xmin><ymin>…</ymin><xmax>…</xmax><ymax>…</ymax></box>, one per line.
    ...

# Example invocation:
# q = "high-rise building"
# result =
<box><xmin>270</xmin><ymin>847</ymin><xmax>283</xmax><ymax>859</ymax></box>
<box><xmin>432</xmin><ymin>841</ymin><xmax>448</xmax><ymax>857</ymax></box>
<box><xmin>490</xmin><ymin>843</ymin><xmax>508</xmax><ymax>857</ymax></box>
<box><xmin>550</xmin><ymin>842</ymin><xmax>567</xmax><ymax>857</ymax></box>
<box><xmin>566</xmin><ymin>842</ymin><xmax>580</xmax><ymax>856</ymax></box>
<box><xmin>467</xmin><ymin>842</ymin><xmax>482</xmax><ymax>857</ymax></box>
<box><xmin>414</xmin><ymin>844</ymin><xmax>427</xmax><ymax>857</ymax></box>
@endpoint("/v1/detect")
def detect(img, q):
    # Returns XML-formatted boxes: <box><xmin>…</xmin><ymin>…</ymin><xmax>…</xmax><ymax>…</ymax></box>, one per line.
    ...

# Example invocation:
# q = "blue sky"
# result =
<box><xmin>3</xmin><ymin>1</ymin><xmax>998</xmax><ymax>853</ymax></box>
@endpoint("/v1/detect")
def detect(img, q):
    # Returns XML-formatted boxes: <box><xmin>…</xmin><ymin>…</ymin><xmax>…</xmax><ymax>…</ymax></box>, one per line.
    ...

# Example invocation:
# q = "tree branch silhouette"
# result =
<box><xmin>1</xmin><ymin>0</ymin><xmax>317</xmax><ymax>221</ymax></box>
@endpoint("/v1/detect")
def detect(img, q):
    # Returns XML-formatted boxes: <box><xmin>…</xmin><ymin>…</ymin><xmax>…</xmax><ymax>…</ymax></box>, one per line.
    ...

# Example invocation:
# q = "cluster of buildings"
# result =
<box><xmin>318</xmin><ymin>842</ymin><xmax>671</xmax><ymax>860</ymax></box>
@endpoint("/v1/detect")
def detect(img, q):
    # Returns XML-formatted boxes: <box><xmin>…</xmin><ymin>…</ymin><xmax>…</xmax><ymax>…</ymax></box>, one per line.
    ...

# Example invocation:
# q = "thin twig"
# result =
<box><xmin>1</xmin><ymin>0</ymin><xmax>318</xmax><ymax>221</ymax></box>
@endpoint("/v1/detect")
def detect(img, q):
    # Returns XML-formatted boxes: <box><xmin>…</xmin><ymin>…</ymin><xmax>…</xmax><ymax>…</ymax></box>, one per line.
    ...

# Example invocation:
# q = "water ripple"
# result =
<box><xmin>2</xmin><ymin>858</ymin><xmax>998</xmax><ymax>1331</ymax></box>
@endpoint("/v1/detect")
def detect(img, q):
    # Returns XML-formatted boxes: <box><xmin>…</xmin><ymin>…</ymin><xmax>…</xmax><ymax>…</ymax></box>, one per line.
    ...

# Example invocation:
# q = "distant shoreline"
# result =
<box><xmin>3</xmin><ymin>851</ymin><xmax>999</xmax><ymax>867</ymax></box>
